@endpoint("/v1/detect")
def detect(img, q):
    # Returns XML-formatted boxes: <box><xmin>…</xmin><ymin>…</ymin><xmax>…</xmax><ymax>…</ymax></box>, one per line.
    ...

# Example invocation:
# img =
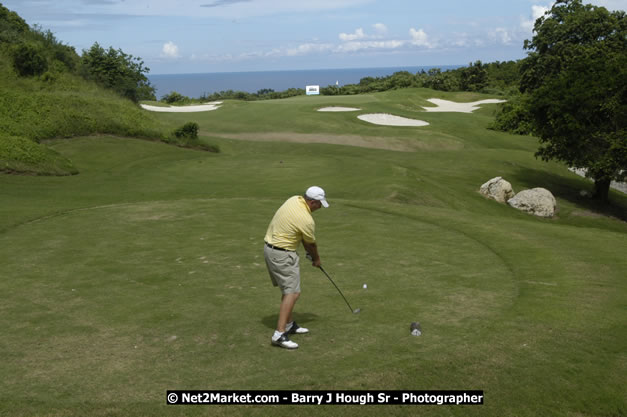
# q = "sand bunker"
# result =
<box><xmin>140</xmin><ymin>101</ymin><xmax>222</xmax><ymax>113</ymax></box>
<box><xmin>357</xmin><ymin>114</ymin><xmax>429</xmax><ymax>127</ymax></box>
<box><xmin>317</xmin><ymin>107</ymin><xmax>361</xmax><ymax>112</ymax></box>
<box><xmin>422</xmin><ymin>98</ymin><xmax>506</xmax><ymax>113</ymax></box>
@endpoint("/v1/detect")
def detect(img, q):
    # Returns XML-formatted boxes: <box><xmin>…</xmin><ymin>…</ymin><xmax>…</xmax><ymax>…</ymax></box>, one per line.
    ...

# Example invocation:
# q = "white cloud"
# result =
<box><xmin>373</xmin><ymin>23</ymin><xmax>388</xmax><ymax>35</ymax></box>
<box><xmin>336</xmin><ymin>40</ymin><xmax>405</xmax><ymax>53</ymax></box>
<box><xmin>521</xmin><ymin>4</ymin><xmax>550</xmax><ymax>32</ymax></box>
<box><xmin>339</xmin><ymin>28</ymin><xmax>366</xmax><ymax>41</ymax></box>
<box><xmin>161</xmin><ymin>41</ymin><xmax>180</xmax><ymax>58</ymax></box>
<box><xmin>491</xmin><ymin>27</ymin><xmax>512</xmax><ymax>44</ymax></box>
<box><xmin>285</xmin><ymin>43</ymin><xmax>335</xmax><ymax>56</ymax></box>
<box><xmin>233</xmin><ymin>24</ymin><xmax>434</xmax><ymax>59</ymax></box>
<box><xmin>409</xmin><ymin>28</ymin><xmax>433</xmax><ymax>48</ymax></box>
<box><xmin>339</xmin><ymin>24</ymin><xmax>389</xmax><ymax>42</ymax></box>
<box><xmin>532</xmin><ymin>5</ymin><xmax>550</xmax><ymax>18</ymax></box>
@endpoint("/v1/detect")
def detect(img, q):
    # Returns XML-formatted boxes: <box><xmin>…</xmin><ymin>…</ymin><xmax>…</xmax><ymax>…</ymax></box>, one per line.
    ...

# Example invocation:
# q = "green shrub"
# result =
<box><xmin>11</xmin><ymin>42</ymin><xmax>48</xmax><ymax>76</ymax></box>
<box><xmin>161</xmin><ymin>91</ymin><xmax>189</xmax><ymax>104</ymax></box>
<box><xmin>167</xmin><ymin>122</ymin><xmax>219</xmax><ymax>152</ymax></box>
<box><xmin>488</xmin><ymin>96</ymin><xmax>534</xmax><ymax>135</ymax></box>
<box><xmin>174</xmin><ymin>122</ymin><xmax>199</xmax><ymax>139</ymax></box>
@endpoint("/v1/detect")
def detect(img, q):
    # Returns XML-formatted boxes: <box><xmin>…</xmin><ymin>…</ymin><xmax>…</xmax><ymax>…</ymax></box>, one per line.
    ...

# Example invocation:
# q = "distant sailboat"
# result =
<box><xmin>335</xmin><ymin>80</ymin><xmax>339</xmax><ymax>86</ymax></box>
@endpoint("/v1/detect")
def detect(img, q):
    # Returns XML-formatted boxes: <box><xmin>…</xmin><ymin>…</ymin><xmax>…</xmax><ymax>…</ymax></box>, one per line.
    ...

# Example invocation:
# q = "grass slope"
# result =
<box><xmin>0</xmin><ymin>56</ymin><xmax>215</xmax><ymax>175</ymax></box>
<box><xmin>1</xmin><ymin>88</ymin><xmax>625</xmax><ymax>417</ymax></box>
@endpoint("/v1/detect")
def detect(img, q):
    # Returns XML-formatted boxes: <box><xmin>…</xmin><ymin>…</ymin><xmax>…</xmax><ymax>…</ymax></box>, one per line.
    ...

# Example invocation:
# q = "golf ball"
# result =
<box><xmin>363</xmin><ymin>284</ymin><xmax>367</xmax><ymax>289</ymax></box>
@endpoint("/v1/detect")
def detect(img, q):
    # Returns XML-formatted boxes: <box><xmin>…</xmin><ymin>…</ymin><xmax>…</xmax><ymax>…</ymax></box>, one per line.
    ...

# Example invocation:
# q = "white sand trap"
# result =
<box><xmin>318</xmin><ymin>107</ymin><xmax>361</xmax><ymax>112</ymax></box>
<box><xmin>422</xmin><ymin>98</ymin><xmax>507</xmax><ymax>113</ymax></box>
<box><xmin>358</xmin><ymin>113</ymin><xmax>429</xmax><ymax>127</ymax></box>
<box><xmin>140</xmin><ymin>103</ymin><xmax>221</xmax><ymax>112</ymax></box>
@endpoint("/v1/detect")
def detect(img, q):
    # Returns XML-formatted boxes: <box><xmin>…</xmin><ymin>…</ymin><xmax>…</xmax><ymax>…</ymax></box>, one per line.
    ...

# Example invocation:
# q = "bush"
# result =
<box><xmin>167</xmin><ymin>122</ymin><xmax>220</xmax><ymax>152</ymax></box>
<box><xmin>161</xmin><ymin>91</ymin><xmax>189</xmax><ymax>104</ymax></box>
<box><xmin>11</xmin><ymin>42</ymin><xmax>47</xmax><ymax>76</ymax></box>
<box><xmin>174</xmin><ymin>122</ymin><xmax>199</xmax><ymax>139</ymax></box>
<box><xmin>488</xmin><ymin>96</ymin><xmax>534</xmax><ymax>135</ymax></box>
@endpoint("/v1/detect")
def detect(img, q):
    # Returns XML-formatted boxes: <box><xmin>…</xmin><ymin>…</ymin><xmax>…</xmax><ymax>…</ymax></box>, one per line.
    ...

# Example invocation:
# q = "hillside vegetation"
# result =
<box><xmin>0</xmin><ymin>4</ymin><xmax>215</xmax><ymax>175</ymax></box>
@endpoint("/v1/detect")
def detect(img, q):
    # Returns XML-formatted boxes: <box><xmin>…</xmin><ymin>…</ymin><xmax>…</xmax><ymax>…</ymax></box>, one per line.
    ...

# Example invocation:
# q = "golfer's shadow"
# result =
<box><xmin>261</xmin><ymin>313</ymin><xmax>320</xmax><ymax>330</ymax></box>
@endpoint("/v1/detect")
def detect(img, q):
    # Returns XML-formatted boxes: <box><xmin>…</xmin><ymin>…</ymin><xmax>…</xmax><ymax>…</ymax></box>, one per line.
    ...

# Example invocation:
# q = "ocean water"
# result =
<box><xmin>148</xmin><ymin>66</ymin><xmax>460</xmax><ymax>99</ymax></box>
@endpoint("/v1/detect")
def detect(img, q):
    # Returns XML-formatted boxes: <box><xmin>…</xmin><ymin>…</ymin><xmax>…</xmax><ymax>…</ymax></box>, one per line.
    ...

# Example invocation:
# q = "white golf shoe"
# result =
<box><xmin>271</xmin><ymin>332</ymin><xmax>298</xmax><ymax>349</ymax></box>
<box><xmin>287</xmin><ymin>321</ymin><xmax>309</xmax><ymax>334</ymax></box>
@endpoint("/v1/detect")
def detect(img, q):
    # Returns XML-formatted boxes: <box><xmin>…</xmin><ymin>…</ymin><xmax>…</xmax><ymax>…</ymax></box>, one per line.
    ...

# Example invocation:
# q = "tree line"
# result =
<box><xmin>321</xmin><ymin>61</ymin><xmax>521</xmax><ymax>96</ymax></box>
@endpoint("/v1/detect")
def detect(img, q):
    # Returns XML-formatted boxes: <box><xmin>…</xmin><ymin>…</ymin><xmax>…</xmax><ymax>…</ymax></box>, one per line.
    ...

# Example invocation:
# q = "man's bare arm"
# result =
<box><xmin>302</xmin><ymin>241</ymin><xmax>321</xmax><ymax>267</ymax></box>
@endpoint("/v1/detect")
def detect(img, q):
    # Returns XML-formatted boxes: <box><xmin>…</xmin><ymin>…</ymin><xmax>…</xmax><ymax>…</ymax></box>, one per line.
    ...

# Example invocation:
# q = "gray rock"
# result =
<box><xmin>507</xmin><ymin>188</ymin><xmax>556</xmax><ymax>217</ymax></box>
<box><xmin>480</xmin><ymin>177</ymin><xmax>515</xmax><ymax>203</ymax></box>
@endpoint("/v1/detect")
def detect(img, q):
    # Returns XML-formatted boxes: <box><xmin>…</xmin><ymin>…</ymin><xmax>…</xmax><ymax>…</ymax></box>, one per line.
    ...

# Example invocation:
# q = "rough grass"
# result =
<box><xmin>0</xmin><ymin>60</ymin><xmax>167</xmax><ymax>142</ymax></box>
<box><xmin>0</xmin><ymin>135</ymin><xmax>78</xmax><ymax>175</ymax></box>
<box><xmin>0</xmin><ymin>88</ymin><xmax>625</xmax><ymax>417</ymax></box>
<box><xmin>0</xmin><ymin>55</ymin><xmax>219</xmax><ymax>175</ymax></box>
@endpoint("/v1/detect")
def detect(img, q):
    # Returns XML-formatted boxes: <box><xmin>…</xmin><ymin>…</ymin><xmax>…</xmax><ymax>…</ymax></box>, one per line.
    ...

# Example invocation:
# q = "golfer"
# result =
<box><xmin>264</xmin><ymin>186</ymin><xmax>329</xmax><ymax>349</ymax></box>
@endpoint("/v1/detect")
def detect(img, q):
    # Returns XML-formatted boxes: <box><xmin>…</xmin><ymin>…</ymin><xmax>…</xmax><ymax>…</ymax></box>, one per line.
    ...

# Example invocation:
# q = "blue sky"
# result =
<box><xmin>3</xmin><ymin>0</ymin><xmax>625</xmax><ymax>74</ymax></box>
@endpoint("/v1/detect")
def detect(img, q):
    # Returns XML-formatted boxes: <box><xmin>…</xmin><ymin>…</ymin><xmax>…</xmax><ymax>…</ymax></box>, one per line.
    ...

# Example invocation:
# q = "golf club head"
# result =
<box><xmin>353</xmin><ymin>308</ymin><xmax>361</xmax><ymax>314</ymax></box>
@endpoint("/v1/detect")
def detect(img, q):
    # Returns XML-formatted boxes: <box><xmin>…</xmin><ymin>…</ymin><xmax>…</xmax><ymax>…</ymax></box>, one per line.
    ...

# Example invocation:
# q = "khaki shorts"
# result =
<box><xmin>264</xmin><ymin>245</ymin><xmax>300</xmax><ymax>294</ymax></box>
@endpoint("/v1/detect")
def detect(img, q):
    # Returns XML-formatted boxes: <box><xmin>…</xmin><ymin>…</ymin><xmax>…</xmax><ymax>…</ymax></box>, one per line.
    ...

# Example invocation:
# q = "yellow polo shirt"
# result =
<box><xmin>264</xmin><ymin>196</ymin><xmax>316</xmax><ymax>251</ymax></box>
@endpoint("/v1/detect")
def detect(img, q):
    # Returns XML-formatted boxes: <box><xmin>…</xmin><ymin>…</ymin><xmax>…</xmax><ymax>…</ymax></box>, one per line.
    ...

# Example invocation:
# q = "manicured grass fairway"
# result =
<box><xmin>1</xmin><ymin>89</ymin><xmax>625</xmax><ymax>416</ymax></box>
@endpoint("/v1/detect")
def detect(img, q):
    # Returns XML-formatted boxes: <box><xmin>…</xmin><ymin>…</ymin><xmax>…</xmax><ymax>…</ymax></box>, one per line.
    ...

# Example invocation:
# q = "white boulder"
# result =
<box><xmin>479</xmin><ymin>177</ymin><xmax>515</xmax><ymax>203</ymax></box>
<box><xmin>507</xmin><ymin>188</ymin><xmax>557</xmax><ymax>217</ymax></box>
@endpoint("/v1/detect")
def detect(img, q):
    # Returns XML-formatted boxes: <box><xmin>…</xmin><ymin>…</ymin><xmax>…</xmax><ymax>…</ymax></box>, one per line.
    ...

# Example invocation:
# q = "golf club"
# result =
<box><xmin>319</xmin><ymin>266</ymin><xmax>361</xmax><ymax>314</ymax></box>
<box><xmin>307</xmin><ymin>253</ymin><xmax>360</xmax><ymax>313</ymax></box>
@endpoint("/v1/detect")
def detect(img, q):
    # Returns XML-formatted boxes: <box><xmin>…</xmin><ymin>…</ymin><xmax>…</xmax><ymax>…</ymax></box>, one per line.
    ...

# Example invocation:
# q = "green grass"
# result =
<box><xmin>1</xmin><ymin>88</ymin><xmax>625</xmax><ymax>417</ymax></box>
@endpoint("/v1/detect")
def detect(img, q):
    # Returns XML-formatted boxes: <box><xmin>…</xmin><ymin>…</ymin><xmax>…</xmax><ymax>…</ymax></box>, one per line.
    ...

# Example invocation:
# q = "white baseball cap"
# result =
<box><xmin>305</xmin><ymin>186</ymin><xmax>329</xmax><ymax>208</ymax></box>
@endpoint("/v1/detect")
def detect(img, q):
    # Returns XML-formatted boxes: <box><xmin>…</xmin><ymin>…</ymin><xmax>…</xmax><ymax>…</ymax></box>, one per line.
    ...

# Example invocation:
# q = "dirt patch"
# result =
<box><xmin>209</xmin><ymin>131</ymin><xmax>462</xmax><ymax>152</ymax></box>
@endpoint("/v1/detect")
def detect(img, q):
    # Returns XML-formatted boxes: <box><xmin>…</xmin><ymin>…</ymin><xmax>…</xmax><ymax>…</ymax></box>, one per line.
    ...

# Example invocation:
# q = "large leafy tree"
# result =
<box><xmin>520</xmin><ymin>0</ymin><xmax>626</xmax><ymax>202</ymax></box>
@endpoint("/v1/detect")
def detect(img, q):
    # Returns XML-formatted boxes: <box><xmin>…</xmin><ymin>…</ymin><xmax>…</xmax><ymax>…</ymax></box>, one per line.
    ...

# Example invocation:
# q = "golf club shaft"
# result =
<box><xmin>319</xmin><ymin>265</ymin><xmax>355</xmax><ymax>313</ymax></box>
